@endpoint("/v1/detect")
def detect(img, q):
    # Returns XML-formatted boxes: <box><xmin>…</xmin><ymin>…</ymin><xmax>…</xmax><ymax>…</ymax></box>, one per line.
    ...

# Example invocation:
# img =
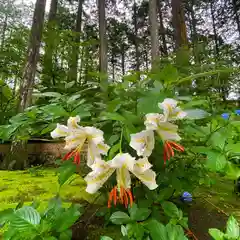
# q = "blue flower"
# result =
<box><xmin>235</xmin><ymin>109</ymin><xmax>240</xmax><ymax>116</ymax></box>
<box><xmin>181</xmin><ymin>191</ymin><xmax>192</xmax><ymax>202</ymax></box>
<box><xmin>221</xmin><ymin>113</ymin><xmax>230</xmax><ymax>120</ymax></box>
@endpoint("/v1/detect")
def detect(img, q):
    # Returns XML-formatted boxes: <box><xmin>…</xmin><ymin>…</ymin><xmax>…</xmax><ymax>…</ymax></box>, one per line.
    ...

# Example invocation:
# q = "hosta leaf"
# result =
<box><xmin>10</xmin><ymin>206</ymin><xmax>41</xmax><ymax>231</ymax></box>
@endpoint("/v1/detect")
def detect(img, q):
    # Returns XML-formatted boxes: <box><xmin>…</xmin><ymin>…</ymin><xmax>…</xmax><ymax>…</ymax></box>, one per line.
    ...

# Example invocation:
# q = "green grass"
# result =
<box><xmin>0</xmin><ymin>168</ymin><xmax>98</xmax><ymax>211</ymax></box>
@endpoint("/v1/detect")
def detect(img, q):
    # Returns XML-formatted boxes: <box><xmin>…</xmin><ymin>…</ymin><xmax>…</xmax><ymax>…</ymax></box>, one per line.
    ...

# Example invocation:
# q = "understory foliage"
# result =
<box><xmin>0</xmin><ymin>68</ymin><xmax>239</xmax><ymax>239</ymax></box>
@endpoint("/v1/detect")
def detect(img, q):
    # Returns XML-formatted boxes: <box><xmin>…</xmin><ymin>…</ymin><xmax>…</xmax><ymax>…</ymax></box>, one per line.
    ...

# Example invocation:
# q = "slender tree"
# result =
<box><xmin>68</xmin><ymin>0</ymin><xmax>84</xmax><ymax>83</ymax></box>
<box><xmin>19</xmin><ymin>0</ymin><xmax>47</xmax><ymax>111</ymax></box>
<box><xmin>149</xmin><ymin>0</ymin><xmax>159</xmax><ymax>66</ymax></box>
<box><xmin>98</xmin><ymin>0</ymin><xmax>108</xmax><ymax>89</ymax></box>
<box><xmin>171</xmin><ymin>0</ymin><xmax>188</xmax><ymax>49</ymax></box>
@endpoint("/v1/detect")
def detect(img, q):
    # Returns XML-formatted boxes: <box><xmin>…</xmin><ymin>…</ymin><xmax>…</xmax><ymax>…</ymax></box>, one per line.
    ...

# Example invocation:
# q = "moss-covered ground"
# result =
<box><xmin>0</xmin><ymin>168</ymin><xmax>97</xmax><ymax>211</ymax></box>
<box><xmin>0</xmin><ymin>168</ymin><xmax>239</xmax><ymax>239</ymax></box>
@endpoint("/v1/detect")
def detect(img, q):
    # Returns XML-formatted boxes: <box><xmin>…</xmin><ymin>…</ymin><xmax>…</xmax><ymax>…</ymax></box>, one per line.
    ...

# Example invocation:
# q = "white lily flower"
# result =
<box><xmin>51</xmin><ymin>116</ymin><xmax>110</xmax><ymax>166</ymax></box>
<box><xmin>144</xmin><ymin>113</ymin><xmax>181</xmax><ymax>141</ymax></box>
<box><xmin>158</xmin><ymin>98</ymin><xmax>187</xmax><ymax>121</ymax></box>
<box><xmin>130</xmin><ymin>130</ymin><xmax>155</xmax><ymax>157</ymax></box>
<box><xmin>85</xmin><ymin>153</ymin><xmax>158</xmax><ymax>208</ymax></box>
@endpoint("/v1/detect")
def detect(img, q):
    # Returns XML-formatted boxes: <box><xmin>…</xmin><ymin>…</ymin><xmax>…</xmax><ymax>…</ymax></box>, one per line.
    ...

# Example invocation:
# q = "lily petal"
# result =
<box><xmin>51</xmin><ymin>124</ymin><xmax>69</xmax><ymax>138</ymax></box>
<box><xmin>130</xmin><ymin>130</ymin><xmax>155</xmax><ymax>157</ymax></box>
<box><xmin>134</xmin><ymin>157</ymin><xmax>152</xmax><ymax>173</ymax></box>
<box><xmin>85</xmin><ymin>159</ymin><xmax>115</xmax><ymax>194</ymax></box>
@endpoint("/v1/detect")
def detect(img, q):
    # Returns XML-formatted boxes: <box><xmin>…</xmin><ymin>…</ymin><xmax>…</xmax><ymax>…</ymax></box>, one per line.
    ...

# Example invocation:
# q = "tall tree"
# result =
<box><xmin>98</xmin><ymin>0</ymin><xmax>108</xmax><ymax>90</ymax></box>
<box><xmin>18</xmin><ymin>0</ymin><xmax>47</xmax><ymax>111</ymax></box>
<box><xmin>42</xmin><ymin>0</ymin><xmax>58</xmax><ymax>85</ymax></box>
<box><xmin>68</xmin><ymin>0</ymin><xmax>84</xmax><ymax>83</ymax></box>
<box><xmin>171</xmin><ymin>0</ymin><xmax>188</xmax><ymax>49</ymax></box>
<box><xmin>157</xmin><ymin>1</ymin><xmax>168</xmax><ymax>56</ymax></box>
<box><xmin>133</xmin><ymin>0</ymin><xmax>140</xmax><ymax>73</ymax></box>
<box><xmin>149</xmin><ymin>0</ymin><xmax>159</xmax><ymax>66</ymax></box>
<box><xmin>232</xmin><ymin>0</ymin><xmax>240</xmax><ymax>38</ymax></box>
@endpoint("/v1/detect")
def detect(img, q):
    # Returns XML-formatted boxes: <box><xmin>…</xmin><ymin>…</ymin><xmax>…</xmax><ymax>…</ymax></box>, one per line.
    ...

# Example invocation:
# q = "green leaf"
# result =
<box><xmin>58</xmin><ymin>162</ymin><xmax>77</xmax><ymax>186</ymax></box>
<box><xmin>10</xmin><ymin>206</ymin><xmax>41</xmax><ymax>231</ymax></box>
<box><xmin>59</xmin><ymin>229</ymin><xmax>72</xmax><ymax>239</ymax></box>
<box><xmin>158</xmin><ymin>64</ymin><xmax>179</xmax><ymax>83</ymax></box>
<box><xmin>161</xmin><ymin>201</ymin><xmax>180</xmax><ymax>219</ymax></box>
<box><xmin>205</xmin><ymin>151</ymin><xmax>227</xmax><ymax>172</ymax></box>
<box><xmin>109</xmin><ymin>211</ymin><xmax>131</xmax><ymax>225</ymax></box>
<box><xmin>121</xmin><ymin>225</ymin><xmax>128</xmax><ymax>236</ymax></box>
<box><xmin>67</xmin><ymin>94</ymin><xmax>81</xmax><ymax>104</ymax></box>
<box><xmin>65</xmin><ymin>81</ymin><xmax>75</xmax><ymax>89</ymax></box>
<box><xmin>166</xmin><ymin>224</ymin><xmax>187</xmax><ymax>240</ymax></box>
<box><xmin>129</xmin><ymin>204</ymin><xmax>151</xmax><ymax>222</ymax></box>
<box><xmin>108</xmin><ymin>143</ymin><xmax>120</xmax><ymax>160</ymax></box>
<box><xmin>184</xmin><ymin>109</ymin><xmax>210</xmax><ymax>119</ymax></box>
<box><xmin>226</xmin><ymin>143</ymin><xmax>240</xmax><ymax>154</ymax></box>
<box><xmin>158</xmin><ymin>188</ymin><xmax>175</xmax><ymax>202</ymax></box>
<box><xmin>208</xmin><ymin>132</ymin><xmax>226</xmax><ymax>150</ymax></box>
<box><xmin>41</xmin><ymin>104</ymin><xmax>68</xmax><ymax>117</ymax></box>
<box><xmin>208</xmin><ymin>229</ymin><xmax>224</xmax><ymax>240</ymax></box>
<box><xmin>0</xmin><ymin>209</ymin><xmax>14</xmax><ymax>225</ymax></box>
<box><xmin>53</xmin><ymin>204</ymin><xmax>81</xmax><ymax>232</ymax></box>
<box><xmin>33</xmin><ymin>92</ymin><xmax>62</xmax><ymax>98</ymax></box>
<box><xmin>100</xmin><ymin>237</ymin><xmax>113</xmax><ymax>240</ymax></box>
<box><xmin>126</xmin><ymin>223</ymin><xmax>145</xmax><ymax>239</ymax></box>
<box><xmin>71</xmin><ymin>105</ymin><xmax>91</xmax><ymax>118</ymax></box>
<box><xmin>100</xmin><ymin>112</ymin><xmax>126</xmax><ymax>123</ymax></box>
<box><xmin>145</xmin><ymin>219</ymin><xmax>167</xmax><ymax>240</ymax></box>
<box><xmin>226</xmin><ymin>216</ymin><xmax>239</xmax><ymax>239</ymax></box>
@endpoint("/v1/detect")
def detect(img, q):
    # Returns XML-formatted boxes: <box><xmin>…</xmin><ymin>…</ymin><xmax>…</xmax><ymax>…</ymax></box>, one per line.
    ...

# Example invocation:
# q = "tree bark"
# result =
<box><xmin>68</xmin><ymin>0</ymin><xmax>84</xmax><ymax>83</ymax></box>
<box><xmin>149</xmin><ymin>0</ymin><xmax>159</xmax><ymax>66</ymax></box>
<box><xmin>1</xmin><ymin>15</ymin><xmax>7</xmax><ymax>51</ymax></box>
<box><xmin>121</xmin><ymin>45</ymin><xmax>125</xmax><ymax>75</ymax></box>
<box><xmin>171</xmin><ymin>0</ymin><xmax>188</xmax><ymax>49</ymax></box>
<box><xmin>18</xmin><ymin>0</ymin><xmax>47</xmax><ymax>111</ymax></box>
<box><xmin>157</xmin><ymin>1</ymin><xmax>168</xmax><ymax>56</ymax></box>
<box><xmin>42</xmin><ymin>0</ymin><xmax>58</xmax><ymax>86</ymax></box>
<box><xmin>133</xmin><ymin>0</ymin><xmax>140</xmax><ymax>74</ymax></box>
<box><xmin>98</xmin><ymin>0</ymin><xmax>108</xmax><ymax>90</ymax></box>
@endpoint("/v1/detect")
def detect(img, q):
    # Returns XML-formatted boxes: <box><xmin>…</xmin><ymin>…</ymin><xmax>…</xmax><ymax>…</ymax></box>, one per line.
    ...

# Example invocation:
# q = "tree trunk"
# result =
<box><xmin>133</xmin><ymin>0</ymin><xmax>140</xmax><ymax>75</ymax></box>
<box><xmin>171</xmin><ymin>0</ymin><xmax>188</xmax><ymax>49</ymax></box>
<box><xmin>157</xmin><ymin>1</ymin><xmax>168</xmax><ymax>56</ymax></box>
<box><xmin>189</xmin><ymin>0</ymin><xmax>199</xmax><ymax>63</ymax></box>
<box><xmin>4</xmin><ymin>0</ymin><xmax>47</xmax><ymax>170</ymax></box>
<box><xmin>210</xmin><ymin>0</ymin><xmax>219</xmax><ymax>59</ymax></box>
<box><xmin>1</xmin><ymin>15</ymin><xmax>7</xmax><ymax>51</ymax></box>
<box><xmin>121</xmin><ymin>45</ymin><xmax>125</xmax><ymax>75</ymax></box>
<box><xmin>232</xmin><ymin>0</ymin><xmax>240</xmax><ymax>39</ymax></box>
<box><xmin>98</xmin><ymin>0</ymin><xmax>108</xmax><ymax>91</ymax></box>
<box><xmin>42</xmin><ymin>0</ymin><xmax>58</xmax><ymax>86</ymax></box>
<box><xmin>149</xmin><ymin>0</ymin><xmax>159</xmax><ymax>67</ymax></box>
<box><xmin>68</xmin><ymin>0</ymin><xmax>84</xmax><ymax>83</ymax></box>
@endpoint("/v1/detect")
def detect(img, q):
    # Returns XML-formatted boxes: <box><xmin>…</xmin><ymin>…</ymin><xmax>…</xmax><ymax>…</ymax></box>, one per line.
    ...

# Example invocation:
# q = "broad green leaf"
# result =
<box><xmin>208</xmin><ymin>229</ymin><xmax>224</xmax><ymax>240</ymax></box>
<box><xmin>109</xmin><ymin>211</ymin><xmax>131</xmax><ymax>225</ymax></box>
<box><xmin>126</xmin><ymin>223</ymin><xmax>145</xmax><ymax>239</ymax></box>
<box><xmin>183</xmin><ymin>99</ymin><xmax>208</xmax><ymax>108</ymax></box>
<box><xmin>158</xmin><ymin>188</ymin><xmax>175</xmax><ymax>202</ymax></box>
<box><xmin>0</xmin><ymin>209</ymin><xmax>14</xmax><ymax>225</ymax></box>
<box><xmin>54</xmin><ymin>205</ymin><xmax>81</xmax><ymax>232</ymax></box>
<box><xmin>225</xmin><ymin>143</ymin><xmax>240</xmax><ymax>154</ymax></box>
<box><xmin>41</xmin><ymin>104</ymin><xmax>68</xmax><ymax>117</ymax></box>
<box><xmin>208</xmin><ymin>132</ymin><xmax>226</xmax><ymax>150</ymax></box>
<box><xmin>121</xmin><ymin>225</ymin><xmax>128</xmax><ymax>236</ymax></box>
<box><xmin>100</xmin><ymin>237</ymin><xmax>113</xmax><ymax>240</ymax></box>
<box><xmin>226</xmin><ymin>216</ymin><xmax>239</xmax><ymax>239</ymax></box>
<box><xmin>67</xmin><ymin>94</ymin><xmax>81</xmax><ymax>104</ymax></box>
<box><xmin>205</xmin><ymin>151</ymin><xmax>227</xmax><ymax>172</ymax></box>
<box><xmin>10</xmin><ymin>206</ymin><xmax>41</xmax><ymax>230</ymax></box>
<box><xmin>184</xmin><ymin>109</ymin><xmax>210</xmax><ymax>119</ymax></box>
<box><xmin>161</xmin><ymin>201</ymin><xmax>180</xmax><ymax>219</ymax></box>
<box><xmin>145</xmin><ymin>219</ymin><xmax>167</xmax><ymax>240</ymax></box>
<box><xmin>158</xmin><ymin>64</ymin><xmax>179</xmax><ymax>83</ymax></box>
<box><xmin>108</xmin><ymin>143</ymin><xmax>120</xmax><ymax>160</ymax></box>
<box><xmin>65</xmin><ymin>81</ymin><xmax>75</xmax><ymax>89</ymax></box>
<box><xmin>33</xmin><ymin>92</ymin><xmax>62</xmax><ymax>98</ymax></box>
<box><xmin>100</xmin><ymin>112</ymin><xmax>126</xmax><ymax>123</ymax></box>
<box><xmin>129</xmin><ymin>204</ymin><xmax>151</xmax><ymax>221</ymax></box>
<box><xmin>166</xmin><ymin>224</ymin><xmax>187</xmax><ymax>240</ymax></box>
<box><xmin>58</xmin><ymin>162</ymin><xmax>77</xmax><ymax>186</ymax></box>
<box><xmin>71</xmin><ymin>105</ymin><xmax>91</xmax><ymax>118</ymax></box>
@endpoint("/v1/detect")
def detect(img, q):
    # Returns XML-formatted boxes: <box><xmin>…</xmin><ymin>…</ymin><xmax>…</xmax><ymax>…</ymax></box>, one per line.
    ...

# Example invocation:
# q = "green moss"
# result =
<box><xmin>0</xmin><ymin>168</ymin><xmax>96</xmax><ymax>211</ymax></box>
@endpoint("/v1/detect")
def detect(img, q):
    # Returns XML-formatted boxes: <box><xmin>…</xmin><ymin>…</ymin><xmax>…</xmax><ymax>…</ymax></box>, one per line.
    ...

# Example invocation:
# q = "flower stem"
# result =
<box><xmin>119</xmin><ymin>127</ymin><xmax>123</xmax><ymax>153</ymax></box>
